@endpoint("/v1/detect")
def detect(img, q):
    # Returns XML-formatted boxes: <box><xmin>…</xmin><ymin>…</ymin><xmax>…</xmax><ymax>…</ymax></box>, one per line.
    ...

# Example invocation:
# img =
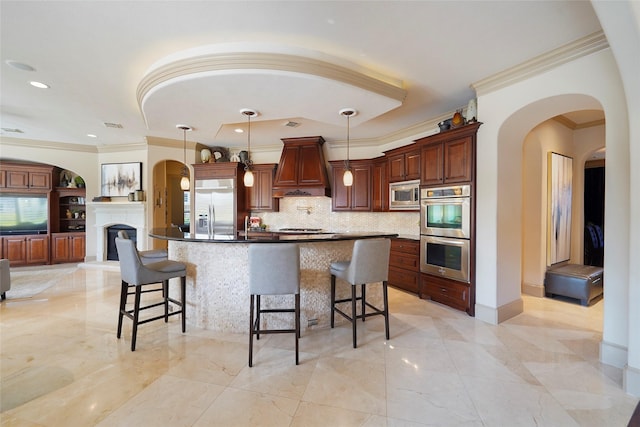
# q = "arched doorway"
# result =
<box><xmin>151</xmin><ymin>160</ymin><xmax>190</xmax><ymax>250</ymax></box>
<box><xmin>520</xmin><ymin>109</ymin><xmax>605</xmax><ymax>299</ymax></box>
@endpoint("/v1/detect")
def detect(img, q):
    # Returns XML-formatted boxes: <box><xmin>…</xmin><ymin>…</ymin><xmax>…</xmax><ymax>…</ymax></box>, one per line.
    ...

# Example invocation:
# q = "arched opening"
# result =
<box><xmin>520</xmin><ymin>110</ymin><xmax>605</xmax><ymax>299</ymax></box>
<box><xmin>150</xmin><ymin>160</ymin><xmax>190</xmax><ymax>250</ymax></box>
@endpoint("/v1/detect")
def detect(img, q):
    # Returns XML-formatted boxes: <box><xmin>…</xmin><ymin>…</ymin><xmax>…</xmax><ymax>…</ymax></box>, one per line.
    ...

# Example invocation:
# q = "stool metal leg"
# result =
<box><xmin>256</xmin><ymin>294</ymin><xmax>261</xmax><ymax>340</ymax></box>
<box><xmin>249</xmin><ymin>294</ymin><xmax>255</xmax><ymax>367</ymax></box>
<box><xmin>131</xmin><ymin>285</ymin><xmax>142</xmax><ymax>351</ymax></box>
<box><xmin>117</xmin><ymin>280</ymin><xmax>127</xmax><ymax>339</ymax></box>
<box><xmin>180</xmin><ymin>276</ymin><xmax>186</xmax><ymax>333</ymax></box>
<box><xmin>330</xmin><ymin>275</ymin><xmax>336</xmax><ymax>328</ymax></box>
<box><xmin>351</xmin><ymin>285</ymin><xmax>357</xmax><ymax>348</ymax></box>
<box><xmin>163</xmin><ymin>280</ymin><xmax>169</xmax><ymax>323</ymax></box>
<box><xmin>361</xmin><ymin>284</ymin><xmax>366</xmax><ymax>322</ymax></box>
<box><xmin>295</xmin><ymin>293</ymin><xmax>300</xmax><ymax>365</ymax></box>
<box><xmin>383</xmin><ymin>281</ymin><xmax>390</xmax><ymax>340</ymax></box>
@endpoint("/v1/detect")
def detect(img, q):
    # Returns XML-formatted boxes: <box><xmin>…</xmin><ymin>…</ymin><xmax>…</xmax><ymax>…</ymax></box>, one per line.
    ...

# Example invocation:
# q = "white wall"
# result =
<box><xmin>475</xmin><ymin>46</ymin><xmax>637</xmax><ymax>396</ymax></box>
<box><xmin>591</xmin><ymin>0</ymin><xmax>640</xmax><ymax>396</ymax></box>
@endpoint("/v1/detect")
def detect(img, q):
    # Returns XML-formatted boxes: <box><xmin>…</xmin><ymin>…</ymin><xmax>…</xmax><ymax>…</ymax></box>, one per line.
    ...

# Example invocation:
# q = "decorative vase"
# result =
<box><xmin>201</xmin><ymin>148</ymin><xmax>212</xmax><ymax>163</ymax></box>
<box><xmin>466</xmin><ymin>99</ymin><xmax>477</xmax><ymax>123</ymax></box>
<box><xmin>451</xmin><ymin>109</ymin><xmax>464</xmax><ymax>128</ymax></box>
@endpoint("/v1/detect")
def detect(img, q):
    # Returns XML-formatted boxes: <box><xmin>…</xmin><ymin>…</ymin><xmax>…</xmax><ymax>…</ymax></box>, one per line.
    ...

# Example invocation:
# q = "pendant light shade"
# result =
<box><xmin>241</xmin><ymin>108</ymin><xmax>258</xmax><ymax>187</ymax></box>
<box><xmin>180</xmin><ymin>175</ymin><xmax>190</xmax><ymax>191</ymax></box>
<box><xmin>343</xmin><ymin>169</ymin><xmax>354</xmax><ymax>187</ymax></box>
<box><xmin>339</xmin><ymin>108</ymin><xmax>357</xmax><ymax>187</ymax></box>
<box><xmin>176</xmin><ymin>124</ymin><xmax>192</xmax><ymax>190</ymax></box>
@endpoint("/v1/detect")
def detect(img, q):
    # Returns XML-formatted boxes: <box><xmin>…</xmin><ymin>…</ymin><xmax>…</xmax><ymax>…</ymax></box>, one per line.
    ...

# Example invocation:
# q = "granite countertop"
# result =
<box><xmin>149</xmin><ymin>227</ymin><xmax>398</xmax><ymax>243</ymax></box>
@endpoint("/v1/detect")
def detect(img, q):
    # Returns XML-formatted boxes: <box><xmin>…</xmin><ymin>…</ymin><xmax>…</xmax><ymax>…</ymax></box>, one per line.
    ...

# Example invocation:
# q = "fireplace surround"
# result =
<box><xmin>88</xmin><ymin>202</ymin><xmax>147</xmax><ymax>262</ymax></box>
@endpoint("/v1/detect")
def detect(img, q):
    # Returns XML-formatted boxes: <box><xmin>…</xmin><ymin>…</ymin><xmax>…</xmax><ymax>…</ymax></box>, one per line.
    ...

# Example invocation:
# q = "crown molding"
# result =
<box><xmin>471</xmin><ymin>31</ymin><xmax>609</xmax><ymax>96</ymax></box>
<box><xmin>97</xmin><ymin>142</ymin><xmax>148</xmax><ymax>153</ymax></box>
<box><xmin>0</xmin><ymin>136</ymin><xmax>98</xmax><ymax>153</ymax></box>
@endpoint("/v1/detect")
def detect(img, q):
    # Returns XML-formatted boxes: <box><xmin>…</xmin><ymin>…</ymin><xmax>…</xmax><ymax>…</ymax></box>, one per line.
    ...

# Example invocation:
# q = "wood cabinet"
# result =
<box><xmin>246</xmin><ymin>164</ymin><xmax>279</xmax><ymax>212</ymax></box>
<box><xmin>0</xmin><ymin>163</ymin><xmax>52</xmax><ymax>190</ymax></box>
<box><xmin>272</xmin><ymin>136</ymin><xmax>331</xmax><ymax>197</ymax></box>
<box><xmin>372</xmin><ymin>156</ymin><xmax>389</xmax><ymax>212</ymax></box>
<box><xmin>53</xmin><ymin>188</ymin><xmax>86</xmax><ymax>233</ymax></box>
<box><xmin>420</xmin><ymin>273</ymin><xmax>471</xmax><ymax>313</ymax></box>
<box><xmin>330</xmin><ymin>160</ymin><xmax>372</xmax><ymax>211</ymax></box>
<box><xmin>386</xmin><ymin>146</ymin><xmax>420</xmax><ymax>182</ymax></box>
<box><xmin>388</xmin><ymin>238</ymin><xmax>420</xmax><ymax>294</ymax></box>
<box><xmin>51</xmin><ymin>232</ymin><xmax>85</xmax><ymax>263</ymax></box>
<box><xmin>417</xmin><ymin>122</ymin><xmax>481</xmax><ymax>186</ymax></box>
<box><xmin>2</xmin><ymin>235</ymin><xmax>49</xmax><ymax>266</ymax></box>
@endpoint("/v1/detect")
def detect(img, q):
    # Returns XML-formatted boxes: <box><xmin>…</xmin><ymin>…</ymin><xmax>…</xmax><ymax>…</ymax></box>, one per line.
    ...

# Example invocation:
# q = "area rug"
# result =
<box><xmin>6</xmin><ymin>266</ymin><xmax>78</xmax><ymax>299</ymax></box>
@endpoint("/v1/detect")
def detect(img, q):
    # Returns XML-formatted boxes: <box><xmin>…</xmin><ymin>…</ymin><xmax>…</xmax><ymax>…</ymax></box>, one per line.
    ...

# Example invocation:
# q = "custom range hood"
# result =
<box><xmin>272</xmin><ymin>136</ymin><xmax>331</xmax><ymax>198</ymax></box>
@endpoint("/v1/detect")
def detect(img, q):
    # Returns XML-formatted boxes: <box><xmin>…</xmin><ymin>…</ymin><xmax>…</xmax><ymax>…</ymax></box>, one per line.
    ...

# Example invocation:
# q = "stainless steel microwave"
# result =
<box><xmin>389</xmin><ymin>179</ymin><xmax>420</xmax><ymax>210</ymax></box>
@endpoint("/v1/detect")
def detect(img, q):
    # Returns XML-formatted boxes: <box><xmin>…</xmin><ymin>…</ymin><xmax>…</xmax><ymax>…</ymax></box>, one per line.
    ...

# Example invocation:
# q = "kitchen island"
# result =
<box><xmin>149</xmin><ymin>228</ymin><xmax>397</xmax><ymax>333</ymax></box>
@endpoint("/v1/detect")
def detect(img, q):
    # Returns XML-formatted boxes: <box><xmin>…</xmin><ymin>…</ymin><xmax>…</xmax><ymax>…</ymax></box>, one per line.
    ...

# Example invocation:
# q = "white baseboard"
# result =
<box><xmin>475</xmin><ymin>297</ymin><xmax>524</xmax><ymax>324</ymax></box>
<box><xmin>624</xmin><ymin>365</ymin><xmax>640</xmax><ymax>397</ymax></box>
<box><xmin>600</xmin><ymin>340</ymin><xmax>628</xmax><ymax>369</ymax></box>
<box><xmin>522</xmin><ymin>281</ymin><xmax>545</xmax><ymax>297</ymax></box>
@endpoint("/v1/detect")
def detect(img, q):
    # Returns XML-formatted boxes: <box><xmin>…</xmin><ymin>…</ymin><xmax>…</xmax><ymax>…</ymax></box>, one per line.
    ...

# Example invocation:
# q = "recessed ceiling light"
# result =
<box><xmin>87</xmin><ymin>134</ymin><xmax>97</xmax><ymax>138</ymax></box>
<box><xmin>6</xmin><ymin>60</ymin><xmax>35</xmax><ymax>71</ymax></box>
<box><xmin>29</xmin><ymin>81</ymin><xmax>49</xmax><ymax>89</ymax></box>
<box><xmin>235</xmin><ymin>128</ymin><xmax>244</xmax><ymax>133</ymax></box>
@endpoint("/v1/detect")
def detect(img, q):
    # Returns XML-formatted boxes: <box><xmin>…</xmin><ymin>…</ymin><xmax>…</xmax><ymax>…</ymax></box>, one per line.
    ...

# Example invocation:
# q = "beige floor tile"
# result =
<box><xmin>192</xmin><ymin>387</ymin><xmax>298</xmax><ymax>427</ymax></box>
<box><xmin>1</xmin><ymin>266</ymin><xmax>638</xmax><ymax>426</ymax></box>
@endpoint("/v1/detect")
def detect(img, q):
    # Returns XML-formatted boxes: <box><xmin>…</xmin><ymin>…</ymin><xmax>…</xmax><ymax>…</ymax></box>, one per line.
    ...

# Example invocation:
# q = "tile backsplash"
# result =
<box><xmin>257</xmin><ymin>197</ymin><xmax>420</xmax><ymax>236</ymax></box>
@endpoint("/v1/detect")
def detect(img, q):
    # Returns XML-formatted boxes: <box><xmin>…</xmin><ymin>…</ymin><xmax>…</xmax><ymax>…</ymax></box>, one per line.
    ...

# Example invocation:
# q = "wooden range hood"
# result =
<box><xmin>272</xmin><ymin>136</ymin><xmax>331</xmax><ymax>198</ymax></box>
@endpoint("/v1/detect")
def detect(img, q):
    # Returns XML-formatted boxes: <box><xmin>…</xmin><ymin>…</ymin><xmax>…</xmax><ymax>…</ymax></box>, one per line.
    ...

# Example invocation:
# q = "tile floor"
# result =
<box><xmin>1</xmin><ymin>265</ymin><xmax>638</xmax><ymax>426</ymax></box>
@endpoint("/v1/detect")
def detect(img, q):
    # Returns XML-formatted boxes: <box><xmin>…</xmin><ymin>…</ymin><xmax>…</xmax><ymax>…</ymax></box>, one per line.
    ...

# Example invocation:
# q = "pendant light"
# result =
<box><xmin>241</xmin><ymin>108</ymin><xmax>257</xmax><ymax>187</ymax></box>
<box><xmin>339</xmin><ymin>108</ymin><xmax>357</xmax><ymax>187</ymax></box>
<box><xmin>176</xmin><ymin>124</ymin><xmax>192</xmax><ymax>190</ymax></box>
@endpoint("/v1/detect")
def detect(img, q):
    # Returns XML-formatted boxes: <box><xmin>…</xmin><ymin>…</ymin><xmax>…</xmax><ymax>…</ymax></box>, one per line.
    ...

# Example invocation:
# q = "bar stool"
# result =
<box><xmin>248</xmin><ymin>243</ymin><xmax>300</xmax><ymax>367</ymax></box>
<box><xmin>115</xmin><ymin>236</ymin><xmax>186</xmax><ymax>351</ymax></box>
<box><xmin>330</xmin><ymin>238</ymin><xmax>391</xmax><ymax>348</ymax></box>
<box><xmin>117</xmin><ymin>230</ymin><xmax>167</xmax><ymax>263</ymax></box>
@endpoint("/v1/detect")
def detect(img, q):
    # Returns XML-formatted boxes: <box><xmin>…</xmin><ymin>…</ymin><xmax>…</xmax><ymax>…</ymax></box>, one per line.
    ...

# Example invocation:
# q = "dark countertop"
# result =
<box><xmin>149</xmin><ymin>227</ymin><xmax>398</xmax><ymax>243</ymax></box>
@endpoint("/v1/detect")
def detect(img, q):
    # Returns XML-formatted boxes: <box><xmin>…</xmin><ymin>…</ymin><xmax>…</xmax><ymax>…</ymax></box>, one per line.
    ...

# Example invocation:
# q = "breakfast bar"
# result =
<box><xmin>150</xmin><ymin>228</ymin><xmax>397</xmax><ymax>333</ymax></box>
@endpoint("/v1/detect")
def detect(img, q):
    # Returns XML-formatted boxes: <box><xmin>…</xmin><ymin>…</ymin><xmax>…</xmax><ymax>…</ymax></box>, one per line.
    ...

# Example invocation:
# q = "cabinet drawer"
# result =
<box><xmin>390</xmin><ymin>238</ymin><xmax>419</xmax><ymax>254</ymax></box>
<box><xmin>388</xmin><ymin>267</ymin><xmax>419</xmax><ymax>294</ymax></box>
<box><xmin>421</xmin><ymin>274</ymin><xmax>469</xmax><ymax>312</ymax></box>
<box><xmin>389</xmin><ymin>252</ymin><xmax>419</xmax><ymax>270</ymax></box>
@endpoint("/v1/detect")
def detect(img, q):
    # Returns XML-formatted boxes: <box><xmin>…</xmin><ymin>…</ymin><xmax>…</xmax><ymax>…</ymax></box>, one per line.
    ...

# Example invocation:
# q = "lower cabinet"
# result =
<box><xmin>51</xmin><ymin>233</ymin><xmax>85</xmax><ymax>263</ymax></box>
<box><xmin>2</xmin><ymin>235</ymin><xmax>50</xmax><ymax>266</ymax></box>
<box><xmin>388</xmin><ymin>238</ymin><xmax>420</xmax><ymax>294</ymax></box>
<box><xmin>420</xmin><ymin>273</ymin><xmax>471</xmax><ymax>313</ymax></box>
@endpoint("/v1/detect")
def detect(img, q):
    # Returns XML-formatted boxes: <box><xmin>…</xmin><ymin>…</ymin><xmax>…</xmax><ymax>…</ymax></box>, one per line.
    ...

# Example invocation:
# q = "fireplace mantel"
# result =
<box><xmin>88</xmin><ymin>202</ymin><xmax>148</xmax><ymax>262</ymax></box>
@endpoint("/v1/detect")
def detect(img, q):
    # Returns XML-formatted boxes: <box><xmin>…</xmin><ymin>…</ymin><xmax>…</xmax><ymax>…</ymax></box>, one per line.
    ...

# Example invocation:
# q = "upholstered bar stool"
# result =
<box><xmin>117</xmin><ymin>230</ymin><xmax>167</xmax><ymax>263</ymax></box>
<box><xmin>248</xmin><ymin>243</ymin><xmax>301</xmax><ymax>367</ymax></box>
<box><xmin>115</xmin><ymin>236</ymin><xmax>186</xmax><ymax>351</ymax></box>
<box><xmin>330</xmin><ymin>238</ymin><xmax>391</xmax><ymax>348</ymax></box>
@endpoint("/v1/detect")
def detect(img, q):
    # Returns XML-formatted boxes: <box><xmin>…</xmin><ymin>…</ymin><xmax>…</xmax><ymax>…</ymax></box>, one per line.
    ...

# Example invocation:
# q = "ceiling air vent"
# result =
<box><xmin>284</xmin><ymin>121</ymin><xmax>301</xmax><ymax>128</ymax></box>
<box><xmin>1</xmin><ymin>128</ymin><xmax>24</xmax><ymax>133</ymax></box>
<box><xmin>103</xmin><ymin>122</ymin><xmax>123</xmax><ymax>129</ymax></box>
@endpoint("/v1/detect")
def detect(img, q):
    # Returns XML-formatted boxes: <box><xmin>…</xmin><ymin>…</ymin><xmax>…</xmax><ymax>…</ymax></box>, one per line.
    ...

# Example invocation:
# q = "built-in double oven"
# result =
<box><xmin>420</xmin><ymin>184</ymin><xmax>471</xmax><ymax>283</ymax></box>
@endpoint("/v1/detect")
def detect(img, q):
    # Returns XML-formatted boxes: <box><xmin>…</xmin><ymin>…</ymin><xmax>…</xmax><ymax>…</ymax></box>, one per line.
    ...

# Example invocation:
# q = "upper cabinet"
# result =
<box><xmin>0</xmin><ymin>162</ymin><xmax>53</xmax><ymax>191</ymax></box>
<box><xmin>417</xmin><ymin>122</ymin><xmax>481</xmax><ymax>186</ymax></box>
<box><xmin>330</xmin><ymin>160</ymin><xmax>372</xmax><ymax>211</ymax></box>
<box><xmin>386</xmin><ymin>146</ymin><xmax>421</xmax><ymax>182</ymax></box>
<box><xmin>371</xmin><ymin>156</ymin><xmax>389</xmax><ymax>212</ymax></box>
<box><xmin>246</xmin><ymin>164</ymin><xmax>279</xmax><ymax>212</ymax></box>
<box><xmin>272</xmin><ymin>136</ymin><xmax>331</xmax><ymax>197</ymax></box>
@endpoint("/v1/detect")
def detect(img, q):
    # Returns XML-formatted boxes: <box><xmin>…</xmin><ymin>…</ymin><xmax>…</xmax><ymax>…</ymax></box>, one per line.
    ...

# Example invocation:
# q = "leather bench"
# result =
<box><xmin>545</xmin><ymin>264</ymin><xmax>604</xmax><ymax>306</ymax></box>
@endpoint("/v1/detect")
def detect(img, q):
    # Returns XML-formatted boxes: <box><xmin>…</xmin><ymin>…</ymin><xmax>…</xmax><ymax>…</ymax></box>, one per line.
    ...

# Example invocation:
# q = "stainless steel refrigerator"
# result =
<box><xmin>194</xmin><ymin>178</ymin><xmax>236</xmax><ymax>240</ymax></box>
